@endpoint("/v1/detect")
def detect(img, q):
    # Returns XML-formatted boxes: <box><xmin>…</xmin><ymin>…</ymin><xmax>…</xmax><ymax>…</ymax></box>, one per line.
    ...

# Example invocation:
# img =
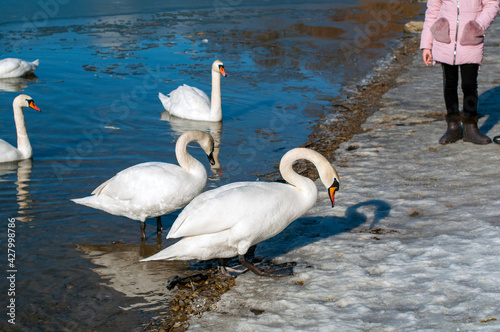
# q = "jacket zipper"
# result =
<box><xmin>453</xmin><ymin>0</ymin><xmax>460</xmax><ymax>65</ymax></box>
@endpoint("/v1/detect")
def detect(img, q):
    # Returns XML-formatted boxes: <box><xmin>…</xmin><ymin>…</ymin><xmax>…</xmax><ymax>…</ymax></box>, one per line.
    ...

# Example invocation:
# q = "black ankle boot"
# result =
<box><xmin>494</xmin><ymin>136</ymin><xmax>500</xmax><ymax>144</ymax></box>
<box><xmin>461</xmin><ymin>114</ymin><xmax>492</xmax><ymax>144</ymax></box>
<box><xmin>439</xmin><ymin>113</ymin><xmax>462</xmax><ymax>144</ymax></box>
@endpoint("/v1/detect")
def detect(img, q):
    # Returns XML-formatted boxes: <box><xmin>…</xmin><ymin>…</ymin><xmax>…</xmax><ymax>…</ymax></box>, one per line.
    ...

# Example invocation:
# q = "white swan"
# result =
<box><xmin>0</xmin><ymin>94</ymin><xmax>41</xmax><ymax>163</ymax></box>
<box><xmin>141</xmin><ymin>148</ymin><xmax>340</xmax><ymax>276</ymax></box>
<box><xmin>72</xmin><ymin>130</ymin><xmax>216</xmax><ymax>240</ymax></box>
<box><xmin>0</xmin><ymin>58</ymin><xmax>39</xmax><ymax>78</ymax></box>
<box><xmin>158</xmin><ymin>60</ymin><xmax>227</xmax><ymax>122</ymax></box>
<box><xmin>160</xmin><ymin>110</ymin><xmax>223</xmax><ymax>170</ymax></box>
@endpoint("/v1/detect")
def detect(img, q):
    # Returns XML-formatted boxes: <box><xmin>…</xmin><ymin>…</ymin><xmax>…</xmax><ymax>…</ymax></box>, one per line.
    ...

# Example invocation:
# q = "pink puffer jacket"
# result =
<box><xmin>420</xmin><ymin>0</ymin><xmax>499</xmax><ymax>65</ymax></box>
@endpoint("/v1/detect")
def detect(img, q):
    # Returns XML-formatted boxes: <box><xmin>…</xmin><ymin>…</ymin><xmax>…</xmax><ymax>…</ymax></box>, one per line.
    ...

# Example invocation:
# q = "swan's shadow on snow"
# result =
<box><xmin>478</xmin><ymin>85</ymin><xmax>500</xmax><ymax>134</ymax></box>
<box><xmin>255</xmin><ymin>199</ymin><xmax>391</xmax><ymax>260</ymax></box>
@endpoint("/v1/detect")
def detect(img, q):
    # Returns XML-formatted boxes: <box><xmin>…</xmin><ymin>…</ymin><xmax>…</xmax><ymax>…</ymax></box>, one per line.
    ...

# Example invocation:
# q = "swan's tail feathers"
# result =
<box><xmin>71</xmin><ymin>196</ymin><xmax>109</xmax><ymax>211</ymax></box>
<box><xmin>158</xmin><ymin>92</ymin><xmax>171</xmax><ymax>110</ymax></box>
<box><xmin>140</xmin><ymin>238</ymin><xmax>195</xmax><ymax>262</ymax></box>
<box><xmin>32</xmin><ymin>59</ymin><xmax>39</xmax><ymax>67</ymax></box>
<box><xmin>71</xmin><ymin>196</ymin><xmax>96</xmax><ymax>207</ymax></box>
<box><xmin>140</xmin><ymin>248</ymin><xmax>176</xmax><ymax>262</ymax></box>
<box><xmin>141</xmin><ymin>235</ymin><xmax>229</xmax><ymax>262</ymax></box>
<box><xmin>72</xmin><ymin>197</ymin><xmax>84</xmax><ymax>204</ymax></box>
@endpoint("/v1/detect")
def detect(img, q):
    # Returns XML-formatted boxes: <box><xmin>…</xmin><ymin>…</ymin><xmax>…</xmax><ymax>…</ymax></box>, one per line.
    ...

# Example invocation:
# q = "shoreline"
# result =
<box><xmin>265</xmin><ymin>32</ymin><xmax>422</xmax><ymax>180</ymax></box>
<box><xmin>306</xmin><ymin>34</ymin><xmax>421</xmax><ymax>164</ymax></box>
<box><xmin>143</xmin><ymin>31</ymin><xmax>423</xmax><ymax>332</ymax></box>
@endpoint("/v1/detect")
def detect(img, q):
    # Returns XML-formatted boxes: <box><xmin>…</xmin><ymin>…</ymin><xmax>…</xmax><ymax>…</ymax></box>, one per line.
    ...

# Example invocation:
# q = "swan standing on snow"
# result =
<box><xmin>0</xmin><ymin>58</ymin><xmax>39</xmax><ymax>78</ymax></box>
<box><xmin>72</xmin><ymin>130</ymin><xmax>216</xmax><ymax>240</ymax></box>
<box><xmin>141</xmin><ymin>148</ymin><xmax>340</xmax><ymax>277</ymax></box>
<box><xmin>0</xmin><ymin>94</ymin><xmax>41</xmax><ymax>163</ymax></box>
<box><xmin>159</xmin><ymin>60</ymin><xmax>227</xmax><ymax>122</ymax></box>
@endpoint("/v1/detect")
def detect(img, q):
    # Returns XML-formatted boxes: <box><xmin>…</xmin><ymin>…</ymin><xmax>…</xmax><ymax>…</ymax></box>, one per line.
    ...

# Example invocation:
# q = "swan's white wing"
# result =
<box><xmin>0</xmin><ymin>139</ymin><xmax>22</xmax><ymax>163</ymax></box>
<box><xmin>167</xmin><ymin>181</ymin><xmax>294</xmax><ymax>238</ymax></box>
<box><xmin>158</xmin><ymin>92</ymin><xmax>170</xmax><ymax>110</ymax></box>
<box><xmin>0</xmin><ymin>59</ymin><xmax>22</xmax><ymax>75</ymax></box>
<box><xmin>0</xmin><ymin>58</ymin><xmax>38</xmax><ymax>78</ymax></box>
<box><xmin>74</xmin><ymin>162</ymin><xmax>201</xmax><ymax>219</ymax></box>
<box><xmin>182</xmin><ymin>84</ymin><xmax>210</xmax><ymax>105</ymax></box>
<box><xmin>165</xmin><ymin>84</ymin><xmax>211</xmax><ymax>119</ymax></box>
<box><xmin>73</xmin><ymin>161</ymin><xmax>207</xmax><ymax>221</ymax></box>
<box><xmin>92</xmin><ymin>162</ymin><xmax>197</xmax><ymax>204</ymax></box>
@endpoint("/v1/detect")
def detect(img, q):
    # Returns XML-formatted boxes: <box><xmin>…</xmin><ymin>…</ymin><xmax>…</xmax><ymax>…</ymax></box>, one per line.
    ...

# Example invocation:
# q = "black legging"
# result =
<box><xmin>442</xmin><ymin>63</ymin><xmax>479</xmax><ymax>117</ymax></box>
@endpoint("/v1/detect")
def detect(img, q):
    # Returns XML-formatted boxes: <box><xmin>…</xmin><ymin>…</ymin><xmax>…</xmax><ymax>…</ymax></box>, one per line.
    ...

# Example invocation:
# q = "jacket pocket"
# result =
<box><xmin>431</xmin><ymin>18</ymin><xmax>451</xmax><ymax>44</ymax></box>
<box><xmin>460</xmin><ymin>20</ymin><xmax>484</xmax><ymax>46</ymax></box>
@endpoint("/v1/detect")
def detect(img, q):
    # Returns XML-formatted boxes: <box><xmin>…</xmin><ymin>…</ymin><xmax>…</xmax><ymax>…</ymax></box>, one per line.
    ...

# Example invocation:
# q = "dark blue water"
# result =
<box><xmin>0</xmin><ymin>1</ymin><xmax>423</xmax><ymax>330</ymax></box>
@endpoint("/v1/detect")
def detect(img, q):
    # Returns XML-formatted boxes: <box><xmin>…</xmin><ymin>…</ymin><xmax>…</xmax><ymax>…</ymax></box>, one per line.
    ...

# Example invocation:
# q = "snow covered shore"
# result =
<box><xmin>188</xmin><ymin>20</ymin><xmax>500</xmax><ymax>331</ymax></box>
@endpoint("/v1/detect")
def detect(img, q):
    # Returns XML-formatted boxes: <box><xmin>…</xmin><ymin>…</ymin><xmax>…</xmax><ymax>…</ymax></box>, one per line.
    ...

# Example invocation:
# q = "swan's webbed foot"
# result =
<box><xmin>166</xmin><ymin>273</ymin><xmax>208</xmax><ymax>290</ymax></box>
<box><xmin>238</xmin><ymin>255</ymin><xmax>295</xmax><ymax>277</ymax></box>
<box><xmin>217</xmin><ymin>259</ymin><xmax>248</xmax><ymax>277</ymax></box>
<box><xmin>218</xmin><ymin>266</ymin><xmax>233</xmax><ymax>277</ymax></box>
<box><xmin>216</xmin><ymin>246</ymin><xmax>262</xmax><ymax>277</ymax></box>
<box><xmin>156</xmin><ymin>216</ymin><xmax>163</xmax><ymax>234</ymax></box>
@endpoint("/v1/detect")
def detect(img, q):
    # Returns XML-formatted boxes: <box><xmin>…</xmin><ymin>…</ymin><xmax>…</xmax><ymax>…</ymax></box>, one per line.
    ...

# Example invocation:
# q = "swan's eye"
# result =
<box><xmin>218</xmin><ymin>64</ymin><xmax>227</xmax><ymax>77</ymax></box>
<box><xmin>331</xmin><ymin>178</ymin><xmax>340</xmax><ymax>191</ymax></box>
<box><xmin>27</xmin><ymin>99</ymin><xmax>41</xmax><ymax>111</ymax></box>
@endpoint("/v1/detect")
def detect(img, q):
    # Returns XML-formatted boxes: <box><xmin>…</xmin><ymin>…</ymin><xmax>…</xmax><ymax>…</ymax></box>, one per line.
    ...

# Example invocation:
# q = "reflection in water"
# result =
<box><xmin>160</xmin><ymin>111</ymin><xmax>223</xmax><ymax>181</ymax></box>
<box><xmin>211</xmin><ymin>1</ymin><xmax>422</xmax><ymax>76</ymax></box>
<box><xmin>0</xmin><ymin>75</ymin><xmax>39</xmax><ymax>92</ymax></box>
<box><xmin>77</xmin><ymin>237</ymin><xmax>192</xmax><ymax>311</ymax></box>
<box><xmin>0</xmin><ymin>158</ymin><xmax>34</xmax><ymax>221</ymax></box>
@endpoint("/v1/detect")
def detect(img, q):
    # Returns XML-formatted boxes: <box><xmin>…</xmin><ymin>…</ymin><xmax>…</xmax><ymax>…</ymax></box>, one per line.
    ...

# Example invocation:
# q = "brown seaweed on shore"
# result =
<box><xmin>143</xmin><ymin>271</ymin><xmax>235</xmax><ymax>332</ymax></box>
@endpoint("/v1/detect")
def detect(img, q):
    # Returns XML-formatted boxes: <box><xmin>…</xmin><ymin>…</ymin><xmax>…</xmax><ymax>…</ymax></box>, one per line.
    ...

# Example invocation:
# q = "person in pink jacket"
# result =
<box><xmin>420</xmin><ymin>0</ymin><xmax>499</xmax><ymax>144</ymax></box>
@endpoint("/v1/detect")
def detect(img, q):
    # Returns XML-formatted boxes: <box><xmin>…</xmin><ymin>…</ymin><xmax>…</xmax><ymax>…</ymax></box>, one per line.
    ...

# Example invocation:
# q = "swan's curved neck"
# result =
<box><xmin>13</xmin><ymin>103</ymin><xmax>32</xmax><ymax>159</ymax></box>
<box><xmin>209</xmin><ymin>70</ymin><xmax>222</xmax><ymax>121</ymax></box>
<box><xmin>279</xmin><ymin>148</ymin><xmax>339</xmax><ymax>193</ymax></box>
<box><xmin>279</xmin><ymin>150</ymin><xmax>316</xmax><ymax>194</ymax></box>
<box><xmin>175</xmin><ymin>134</ymin><xmax>205</xmax><ymax>175</ymax></box>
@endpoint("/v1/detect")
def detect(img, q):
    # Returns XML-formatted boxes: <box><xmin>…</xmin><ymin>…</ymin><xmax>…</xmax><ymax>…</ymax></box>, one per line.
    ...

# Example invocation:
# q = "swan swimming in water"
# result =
<box><xmin>0</xmin><ymin>94</ymin><xmax>41</xmax><ymax>163</ymax></box>
<box><xmin>72</xmin><ymin>130</ymin><xmax>216</xmax><ymax>240</ymax></box>
<box><xmin>158</xmin><ymin>60</ymin><xmax>227</xmax><ymax>122</ymax></box>
<box><xmin>141</xmin><ymin>147</ymin><xmax>340</xmax><ymax>277</ymax></box>
<box><xmin>0</xmin><ymin>58</ymin><xmax>39</xmax><ymax>78</ymax></box>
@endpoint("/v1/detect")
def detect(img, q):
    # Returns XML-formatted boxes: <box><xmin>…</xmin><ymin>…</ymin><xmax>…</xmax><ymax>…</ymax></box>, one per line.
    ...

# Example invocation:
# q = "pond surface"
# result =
<box><xmin>0</xmin><ymin>1</ymin><xmax>423</xmax><ymax>330</ymax></box>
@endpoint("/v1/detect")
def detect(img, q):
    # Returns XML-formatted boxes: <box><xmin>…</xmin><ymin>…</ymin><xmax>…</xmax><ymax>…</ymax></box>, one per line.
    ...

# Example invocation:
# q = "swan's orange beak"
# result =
<box><xmin>28</xmin><ymin>100</ymin><xmax>41</xmax><ymax>112</ymax></box>
<box><xmin>219</xmin><ymin>65</ymin><xmax>227</xmax><ymax>77</ymax></box>
<box><xmin>328</xmin><ymin>178</ymin><xmax>339</xmax><ymax>208</ymax></box>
